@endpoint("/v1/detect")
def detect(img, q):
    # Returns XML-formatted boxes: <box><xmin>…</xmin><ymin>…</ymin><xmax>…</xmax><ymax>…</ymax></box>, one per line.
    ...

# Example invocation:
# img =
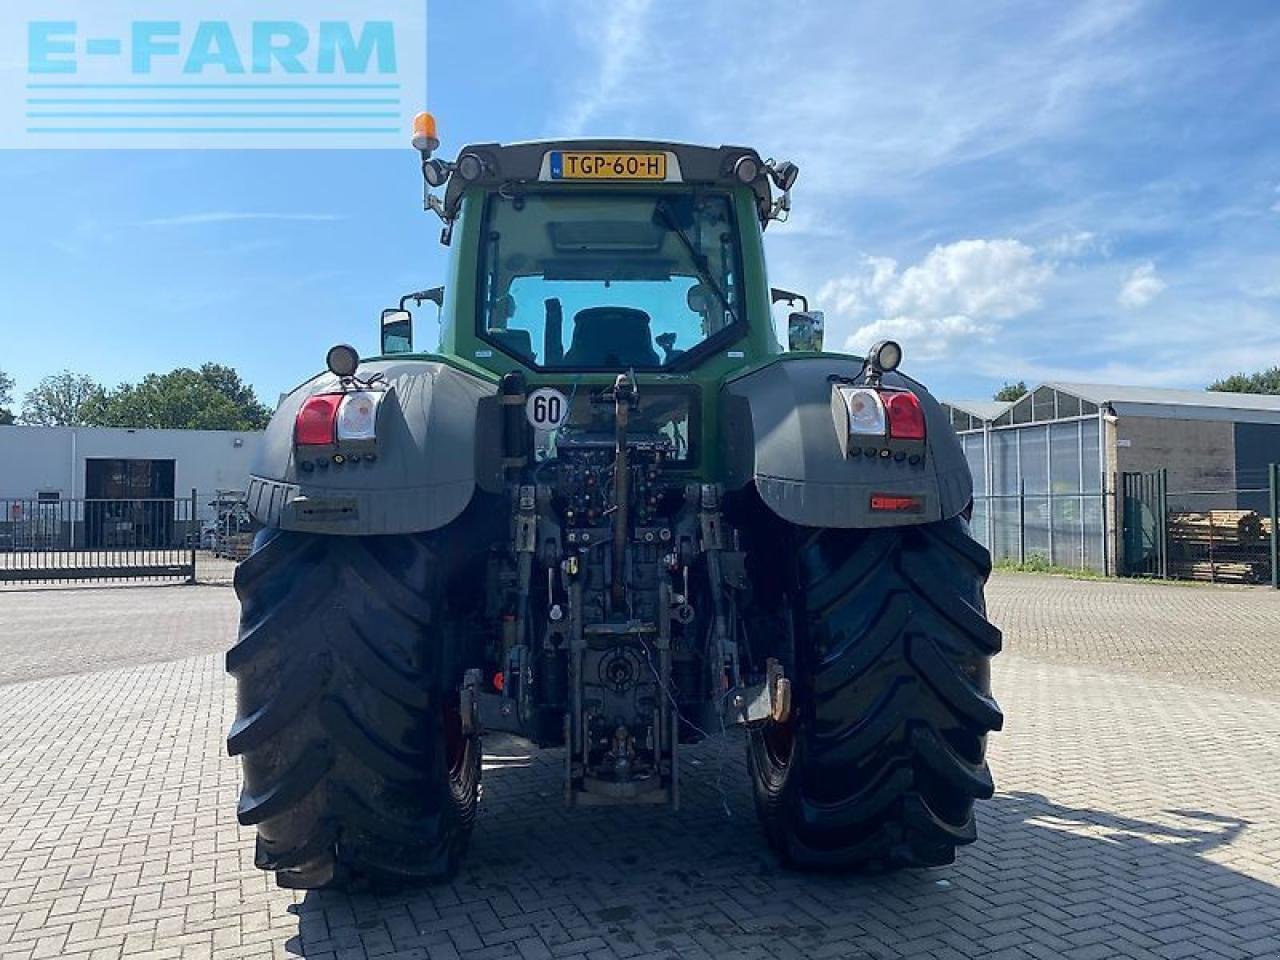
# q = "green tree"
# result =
<box><xmin>21</xmin><ymin>371</ymin><xmax>106</xmax><ymax>426</ymax></box>
<box><xmin>994</xmin><ymin>380</ymin><xmax>1028</xmax><ymax>402</ymax></box>
<box><xmin>96</xmin><ymin>364</ymin><xmax>271</xmax><ymax>430</ymax></box>
<box><xmin>0</xmin><ymin>368</ymin><xmax>13</xmax><ymax>425</ymax></box>
<box><xmin>1208</xmin><ymin>367</ymin><xmax>1280</xmax><ymax>395</ymax></box>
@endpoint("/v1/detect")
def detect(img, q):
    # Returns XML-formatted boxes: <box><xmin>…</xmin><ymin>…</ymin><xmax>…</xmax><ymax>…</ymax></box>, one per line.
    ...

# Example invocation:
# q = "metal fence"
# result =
<box><xmin>0</xmin><ymin>489</ymin><xmax>259</xmax><ymax>585</ymax></box>
<box><xmin>0</xmin><ymin>493</ymin><xmax>199</xmax><ymax>584</ymax></box>
<box><xmin>1121</xmin><ymin>466</ymin><xmax>1279</xmax><ymax>588</ymax></box>
<box><xmin>972</xmin><ymin>463</ymin><xmax>1279</xmax><ymax>588</ymax></box>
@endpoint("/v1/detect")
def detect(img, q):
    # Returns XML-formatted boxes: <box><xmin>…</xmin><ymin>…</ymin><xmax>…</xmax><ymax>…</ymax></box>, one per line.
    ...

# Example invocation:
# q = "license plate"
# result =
<box><xmin>549</xmin><ymin>151</ymin><xmax>667</xmax><ymax>180</ymax></box>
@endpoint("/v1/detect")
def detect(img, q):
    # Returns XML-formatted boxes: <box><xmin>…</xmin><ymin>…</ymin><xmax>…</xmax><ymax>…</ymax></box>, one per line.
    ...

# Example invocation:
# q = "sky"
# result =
<box><xmin>1</xmin><ymin>0</ymin><xmax>1279</xmax><ymax>407</ymax></box>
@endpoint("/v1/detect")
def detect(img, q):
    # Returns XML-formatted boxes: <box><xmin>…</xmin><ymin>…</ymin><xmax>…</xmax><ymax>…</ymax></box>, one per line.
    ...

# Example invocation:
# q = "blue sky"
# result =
<box><xmin>1</xmin><ymin>0</ymin><xmax>1278</xmax><ymax>406</ymax></box>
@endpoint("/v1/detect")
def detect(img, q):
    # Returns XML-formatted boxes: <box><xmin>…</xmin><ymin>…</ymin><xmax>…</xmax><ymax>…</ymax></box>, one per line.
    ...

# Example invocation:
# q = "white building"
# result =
<box><xmin>0</xmin><ymin>425</ymin><xmax>263</xmax><ymax>502</ymax></box>
<box><xmin>0</xmin><ymin>426</ymin><xmax>264</xmax><ymax>549</ymax></box>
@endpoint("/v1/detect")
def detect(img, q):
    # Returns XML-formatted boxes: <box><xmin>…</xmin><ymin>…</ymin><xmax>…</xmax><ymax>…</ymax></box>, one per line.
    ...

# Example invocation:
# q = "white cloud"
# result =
<box><xmin>849</xmin><ymin>314</ymin><xmax>993</xmax><ymax>358</ymax></box>
<box><xmin>1043</xmin><ymin>230</ymin><xmax>1102</xmax><ymax>259</ymax></box>
<box><xmin>142</xmin><ymin>212</ymin><xmax>341</xmax><ymax>227</ymax></box>
<box><xmin>819</xmin><ymin>239</ymin><xmax>1052</xmax><ymax>358</ymax></box>
<box><xmin>1117</xmin><ymin>260</ymin><xmax>1166</xmax><ymax>308</ymax></box>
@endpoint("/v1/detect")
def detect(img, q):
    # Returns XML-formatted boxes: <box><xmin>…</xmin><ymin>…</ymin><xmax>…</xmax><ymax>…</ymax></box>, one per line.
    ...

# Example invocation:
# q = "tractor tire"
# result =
<box><xmin>747</xmin><ymin>515</ymin><xmax>1003</xmax><ymax>870</ymax></box>
<box><xmin>226</xmin><ymin>528</ymin><xmax>480</xmax><ymax>890</ymax></box>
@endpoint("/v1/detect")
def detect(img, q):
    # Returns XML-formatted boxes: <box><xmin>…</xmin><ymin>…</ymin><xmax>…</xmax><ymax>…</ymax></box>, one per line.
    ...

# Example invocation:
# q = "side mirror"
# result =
<box><xmin>787</xmin><ymin>311</ymin><xmax>824</xmax><ymax>352</ymax></box>
<box><xmin>380</xmin><ymin>308</ymin><xmax>413</xmax><ymax>354</ymax></box>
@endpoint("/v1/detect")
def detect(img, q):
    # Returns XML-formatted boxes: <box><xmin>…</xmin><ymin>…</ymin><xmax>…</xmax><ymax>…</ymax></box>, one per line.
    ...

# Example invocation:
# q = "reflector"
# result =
<box><xmin>870</xmin><ymin>494</ymin><xmax>924</xmax><ymax>513</ymax></box>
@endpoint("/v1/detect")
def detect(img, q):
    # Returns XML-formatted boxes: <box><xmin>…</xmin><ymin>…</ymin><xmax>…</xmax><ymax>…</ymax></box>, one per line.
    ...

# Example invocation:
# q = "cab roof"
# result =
<box><xmin>440</xmin><ymin>139</ymin><xmax>775</xmax><ymax>221</ymax></box>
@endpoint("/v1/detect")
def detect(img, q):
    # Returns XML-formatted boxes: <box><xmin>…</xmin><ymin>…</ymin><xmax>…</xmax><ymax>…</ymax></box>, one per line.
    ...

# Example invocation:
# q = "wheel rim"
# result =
<box><xmin>442</xmin><ymin>701</ymin><xmax>469</xmax><ymax>782</ymax></box>
<box><xmin>763</xmin><ymin>716</ymin><xmax>796</xmax><ymax>769</ymax></box>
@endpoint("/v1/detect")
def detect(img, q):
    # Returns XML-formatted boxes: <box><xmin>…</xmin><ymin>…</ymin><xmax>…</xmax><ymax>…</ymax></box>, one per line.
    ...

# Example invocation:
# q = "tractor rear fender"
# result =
<box><xmin>720</xmin><ymin>356</ymin><xmax>972</xmax><ymax>527</ymax></box>
<box><xmin>245</xmin><ymin>359</ymin><xmax>502</xmax><ymax>535</ymax></box>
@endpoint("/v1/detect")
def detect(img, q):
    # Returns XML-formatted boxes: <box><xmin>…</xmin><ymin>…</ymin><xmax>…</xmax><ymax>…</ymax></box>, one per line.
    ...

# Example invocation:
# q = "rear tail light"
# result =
<box><xmin>833</xmin><ymin>386</ymin><xmax>887</xmax><ymax>436</ymax></box>
<box><xmin>295</xmin><ymin>391</ymin><xmax>385</xmax><ymax>448</ymax></box>
<box><xmin>295</xmin><ymin>394</ymin><xmax>342</xmax><ymax>446</ymax></box>
<box><xmin>832</xmin><ymin>384</ymin><xmax>926</xmax><ymax>455</ymax></box>
<box><xmin>336</xmin><ymin>392</ymin><xmax>382</xmax><ymax>440</ymax></box>
<box><xmin>884</xmin><ymin>390</ymin><xmax>926</xmax><ymax>441</ymax></box>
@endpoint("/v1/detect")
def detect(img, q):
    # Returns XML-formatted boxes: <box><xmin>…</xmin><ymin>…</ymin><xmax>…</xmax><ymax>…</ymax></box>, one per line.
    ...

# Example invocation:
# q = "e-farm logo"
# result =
<box><xmin>2</xmin><ymin>1</ymin><xmax>426</xmax><ymax>149</ymax></box>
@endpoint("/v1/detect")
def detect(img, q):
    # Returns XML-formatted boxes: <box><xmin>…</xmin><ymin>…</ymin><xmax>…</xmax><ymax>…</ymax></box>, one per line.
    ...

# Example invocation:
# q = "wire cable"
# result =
<box><xmin>638</xmin><ymin>632</ymin><xmax>736</xmax><ymax>819</ymax></box>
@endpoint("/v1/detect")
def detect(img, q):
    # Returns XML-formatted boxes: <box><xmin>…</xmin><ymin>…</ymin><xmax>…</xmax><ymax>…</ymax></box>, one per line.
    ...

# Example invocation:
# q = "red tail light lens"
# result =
<box><xmin>295</xmin><ymin>394</ymin><xmax>342</xmax><ymax>446</ymax></box>
<box><xmin>884</xmin><ymin>390</ymin><xmax>926</xmax><ymax>441</ymax></box>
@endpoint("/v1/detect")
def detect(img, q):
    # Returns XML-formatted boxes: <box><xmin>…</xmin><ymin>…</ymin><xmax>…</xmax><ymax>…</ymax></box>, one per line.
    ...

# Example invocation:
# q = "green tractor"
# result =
<box><xmin>226</xmin><ymin>115</ymin><xmax>1003</xmax><ymax>889</ymax></box>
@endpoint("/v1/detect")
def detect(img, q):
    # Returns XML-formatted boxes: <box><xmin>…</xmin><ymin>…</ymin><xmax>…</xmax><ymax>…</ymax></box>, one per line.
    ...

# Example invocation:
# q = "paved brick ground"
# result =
<box><xmin>986</xmin><ymin>573</ymin><xmax>1280</xmax><ymax>698</ymax></box>
<box><xmin>0</xmin><ymin>585</ymin><xmax>237</xmax><ymax>686</ymax></box>
<box><xmin>1</xmin><ymin>575</ymin><xmax>1278</xmax><ymax>960</ymax></box>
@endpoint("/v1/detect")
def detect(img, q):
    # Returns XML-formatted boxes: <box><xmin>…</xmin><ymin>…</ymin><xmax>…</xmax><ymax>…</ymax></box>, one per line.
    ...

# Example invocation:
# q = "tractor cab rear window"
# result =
<box><xmin>477</xmin><ymin>191</ymin><xmax>744</xmax><ymax>369</ymax></box>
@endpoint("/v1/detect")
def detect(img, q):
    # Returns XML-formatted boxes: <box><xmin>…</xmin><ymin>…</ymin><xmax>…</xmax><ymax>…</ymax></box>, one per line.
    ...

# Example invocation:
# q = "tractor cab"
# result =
<box><xmin>382</xmin><ymin>116</ymin><xmax>818</xmax><ymax>378</ymax></box>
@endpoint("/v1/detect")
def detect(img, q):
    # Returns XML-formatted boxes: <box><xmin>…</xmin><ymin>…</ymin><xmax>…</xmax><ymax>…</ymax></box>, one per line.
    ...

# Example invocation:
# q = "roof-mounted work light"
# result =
<box><xmin>866</xmin><ymin>340</ymin><xmax>902</xmax><ymax>377</ymax></box>
<box><xmin>326</xmin><ymin>344</ymin><xmax>360</xmax><ymax>379</ymax></box>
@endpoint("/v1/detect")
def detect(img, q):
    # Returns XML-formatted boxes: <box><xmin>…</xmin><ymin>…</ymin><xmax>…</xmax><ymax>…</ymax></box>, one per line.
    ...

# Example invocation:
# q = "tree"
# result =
<box><xmin>21</xmin><ymin>371</ymin><xmax>106</xmax><ymax>426</ymax></box>
<box><xmin>1208</xmin><ymin>367</ymin><xmax>1280</xmax><ymax>395</ymax></box>
<box><xmin>0</xmin><ymin>368</ymin><xmax>13</xmax><ymax>425</ymax></box>
<box><xmin>994</xmin><ymin>380</ymin><xmax>1028</xmax><ymax>402</ymax></box>
<box><xmin>95</xmin><ymin>363</ymin><xmax>271</xmax><ymax>430</ymax></box>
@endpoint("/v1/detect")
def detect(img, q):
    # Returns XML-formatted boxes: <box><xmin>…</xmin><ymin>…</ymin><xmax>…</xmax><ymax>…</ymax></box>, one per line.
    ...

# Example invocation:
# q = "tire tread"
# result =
<box><xmin>749</xmin><ymin>516</ymin><xmax>1002</xmax><ymax>871</ymax></box>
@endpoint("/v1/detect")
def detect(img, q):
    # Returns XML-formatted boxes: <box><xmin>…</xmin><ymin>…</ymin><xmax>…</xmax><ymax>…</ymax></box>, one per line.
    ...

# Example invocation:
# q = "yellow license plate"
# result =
<box><xmin>550</xmin><ymin>151</ymin><xmax>667</xmax><ymax>180</ymax></box>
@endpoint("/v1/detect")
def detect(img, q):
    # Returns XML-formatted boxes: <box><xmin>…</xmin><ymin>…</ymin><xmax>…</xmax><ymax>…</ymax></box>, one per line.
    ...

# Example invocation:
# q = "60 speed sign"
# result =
<box><xmin>525</xmin><ymin>387</ymin><xmax>571</xmax><ymax>430</ymax></box>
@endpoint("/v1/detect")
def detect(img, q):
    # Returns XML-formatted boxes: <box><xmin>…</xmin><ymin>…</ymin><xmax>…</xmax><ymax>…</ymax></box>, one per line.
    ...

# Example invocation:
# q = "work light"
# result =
<box><xmin>733</xmin><ymin>155</ymin><xmax>760</xmax><ymax>184</ymax></box>
<box><xmin>326</xmin><ymin>344</ymin><xmax>359</xmax><ymax>378</ymax></box>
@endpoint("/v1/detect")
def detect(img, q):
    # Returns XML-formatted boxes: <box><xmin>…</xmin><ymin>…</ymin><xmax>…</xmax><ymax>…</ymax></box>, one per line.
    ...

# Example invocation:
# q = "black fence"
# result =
<box><xmin>0</xmin><ymin>492</ymin><xmax>200</xmax><ymax>584</ymax></box>
<box><xmin>0</xmin><ymin>489</ymin><xmax>263</xmax><ymax>585</ymax></box>
<box><xmin>1120</xmin><ymin>466</ymin><xmax>1279</xmax><ymax>588</ymax></box>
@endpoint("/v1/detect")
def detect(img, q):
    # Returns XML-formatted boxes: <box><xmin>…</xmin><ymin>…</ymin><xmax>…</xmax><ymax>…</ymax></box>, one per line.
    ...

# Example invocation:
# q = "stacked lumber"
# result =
<box><xmin>1168</xmin><ymin>509</ymin><xmax>1273</xmax><ymax>583</ymax></box>
<box><xmin>1167</xmin><ymin>560</ymin><xmax>1260</xmax><ymax>584</ymax></box>
<box><xmin>1168</xmin><ymin>510</ymin><xmax>1264</xmax><ymax>545</ymax></box>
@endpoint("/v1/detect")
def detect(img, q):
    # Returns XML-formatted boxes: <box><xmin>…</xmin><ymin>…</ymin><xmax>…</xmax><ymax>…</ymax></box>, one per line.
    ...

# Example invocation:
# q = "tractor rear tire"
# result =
<box><xmin>747</xmin><ymin>516</ymin><xmax>1002</xmax><ymax>870</ymax></box>
<box><xmin>226</xmin><ymin>528</ymin><xmax>480</xmax><ymax>890</ymax></box>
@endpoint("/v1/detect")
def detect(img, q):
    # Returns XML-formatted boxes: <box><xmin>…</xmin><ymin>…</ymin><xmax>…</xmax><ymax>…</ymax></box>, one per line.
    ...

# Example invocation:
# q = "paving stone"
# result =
<box><xmin>1</xmin><ymin>577</ymin><xmax>1278</xmax><ymax>959</ymax></box>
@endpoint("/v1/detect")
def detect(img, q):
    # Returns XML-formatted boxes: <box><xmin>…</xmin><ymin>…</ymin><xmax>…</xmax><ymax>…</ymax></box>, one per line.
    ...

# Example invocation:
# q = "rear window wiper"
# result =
<box><xmin>653</xmin><ymin>201</ymin><xmax>739</xmax><ymax>328</ymax></box>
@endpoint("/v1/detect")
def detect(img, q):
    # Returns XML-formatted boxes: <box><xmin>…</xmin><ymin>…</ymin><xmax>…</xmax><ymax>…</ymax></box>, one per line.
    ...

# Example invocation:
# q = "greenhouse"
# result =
<box><xmin>944</xmin><ymin>386</ymin><xmax>1107</xmax><ymax>572</ymax></box>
